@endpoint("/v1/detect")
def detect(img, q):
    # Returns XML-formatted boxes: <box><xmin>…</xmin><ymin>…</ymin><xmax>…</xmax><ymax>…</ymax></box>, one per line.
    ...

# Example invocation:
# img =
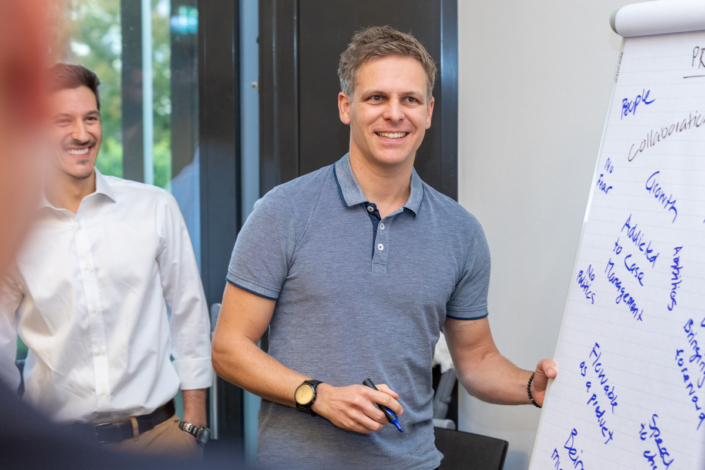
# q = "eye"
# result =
<box><xmin>405</xmin><ymin>96</ymin><xmax>419</xmax><ymax>103</ymax></box>
<box><xmin>369</xmin><ymin>95</ymin><xmax>382</xmax><ymax>102</ymax></box>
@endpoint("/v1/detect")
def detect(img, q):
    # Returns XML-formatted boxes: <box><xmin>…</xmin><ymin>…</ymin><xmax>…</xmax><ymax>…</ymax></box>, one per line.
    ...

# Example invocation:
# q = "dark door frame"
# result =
<box><xmin>258</xmin><ymin>0</ymin><xmax>458</xmax><ymax>199</ymax></box>
<box><xmin>198</xmin><ymin>0</ymin><xmax>245</xmax><ymax>449</ymax></box>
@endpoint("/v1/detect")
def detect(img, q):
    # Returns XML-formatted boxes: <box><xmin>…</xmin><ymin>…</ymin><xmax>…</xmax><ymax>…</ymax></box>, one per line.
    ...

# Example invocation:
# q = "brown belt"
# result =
<box><xmin>73</xmin><ymin>400</ymin><xmax>176</xmax><ymax>445</ymax></box>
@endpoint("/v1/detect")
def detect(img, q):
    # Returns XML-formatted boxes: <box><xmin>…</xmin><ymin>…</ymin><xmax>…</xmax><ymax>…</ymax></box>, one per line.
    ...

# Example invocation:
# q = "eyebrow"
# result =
<box><xmin>52</xmin><ymin>111</ymin><xmax>101</xmax><ymax>119</ymax></box>
<box><xmin>365</xmin><ymin>90</ymin><xmax>424</xmax><ymax>97</ymax></box>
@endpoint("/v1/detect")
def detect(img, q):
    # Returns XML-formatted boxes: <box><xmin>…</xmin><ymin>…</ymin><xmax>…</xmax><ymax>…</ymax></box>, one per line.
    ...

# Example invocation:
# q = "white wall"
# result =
<box><xmin>456</xmin><ymin>2</ymin><xmax>636</xmax><ymax>468</ymax></box>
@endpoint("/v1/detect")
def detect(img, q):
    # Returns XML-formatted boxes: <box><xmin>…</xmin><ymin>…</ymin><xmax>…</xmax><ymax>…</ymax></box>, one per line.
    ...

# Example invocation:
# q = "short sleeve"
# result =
<box><xmin>446</xmin><ymin>222</ymin><xmax>491</xmax><ymax>320</ymax></box>
<box><xmin>227</xmin><ymin>187</ymin><xmax>296</xmax><ymax>300</ymax></box>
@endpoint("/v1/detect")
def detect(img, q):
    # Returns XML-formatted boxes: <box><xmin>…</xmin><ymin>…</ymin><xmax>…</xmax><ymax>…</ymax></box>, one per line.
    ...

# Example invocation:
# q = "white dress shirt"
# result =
<box><xmin>0</xmin><ymin>170</ymin><xmax>213</xmax><ymax>424</ymax></box>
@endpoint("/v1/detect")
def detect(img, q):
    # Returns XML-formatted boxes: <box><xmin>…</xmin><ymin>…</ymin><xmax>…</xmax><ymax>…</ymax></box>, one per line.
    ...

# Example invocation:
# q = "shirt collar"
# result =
<box><xmin>333</xmin><ymin>153</ymin><xmax>424</xmax><ymax>217</ymax></box>
<box><xmin>39</xmin><ymin>168</ymin><xmax>117</xmax><ymax>210</ymax></box>
<box><xmin>404</xmin><ymin>170</ymin><xmax>424</xmax><ymax>216</ymax></box>
<box><xmin>93</xmin><ymin>168</ymin><xmax>117</xmax><ymax>202</ymax></box>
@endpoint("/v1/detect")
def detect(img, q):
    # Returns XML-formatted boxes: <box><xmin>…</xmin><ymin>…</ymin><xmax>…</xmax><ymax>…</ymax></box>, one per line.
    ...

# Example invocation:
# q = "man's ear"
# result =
<box><xmin>425</xmin><ymin>97</ymin><xmax>435</xmax><ymax>129</ymax></box>
<box><xmin>338</xmin><ymin>92</ymin><xmax>351</xmax><ymax>125</ymax></box>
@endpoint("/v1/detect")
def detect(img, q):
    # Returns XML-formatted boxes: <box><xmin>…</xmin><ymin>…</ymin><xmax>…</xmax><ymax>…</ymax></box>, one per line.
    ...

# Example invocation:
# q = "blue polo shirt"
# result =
<box><xmin>227</xmin><ymin>154</ymin><xmax>491</xmax><ymax>470</ymax></box>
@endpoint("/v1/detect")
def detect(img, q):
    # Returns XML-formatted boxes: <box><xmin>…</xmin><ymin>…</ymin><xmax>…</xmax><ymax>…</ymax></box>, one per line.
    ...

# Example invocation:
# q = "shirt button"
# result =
<box><xmin>367</xmin><ymin>206</ymin><xmax>374</xmax><ymax>212</ymax></box>
<box><xmin>96</xmin><ymin>348</ymin><xmax>103</xmax><ymax>355</ymax></box>
<box><xmin>85</xmin><ymin>265</ymin><xmax>91</xmax><ymax>271</ymax></box>
<box><xmin>378</xmin><ymin>243</ymin><xmax>384</xmax><ymax>251</ymax></box>
<box><xmin>380</xmin><ymin>223</ymin><xmax>385</xmax><ymax>230</ymax></box>
<box><xmin>77</xmin><ymin>224</ymin><xmax>82</xmax><ymax>230</ymax></box>
<box><xmin>100</xmin><ymin>390</ymin><xmax>107</xmax><ymax>397</ymax></box>
<box><xmin>92</xmin><ymin>306</ymin><xmax>98</xmax><ymax>313</ymax></box>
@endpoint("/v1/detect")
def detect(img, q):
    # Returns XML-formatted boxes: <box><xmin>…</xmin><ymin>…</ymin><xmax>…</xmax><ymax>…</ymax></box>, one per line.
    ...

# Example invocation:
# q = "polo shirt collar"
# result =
<box><xmin>404</xmin><ymin>170</ymin><xmax>424</xmax><ymax>216</ymax></box>
<box><xmin>334</xmin><ymin>154</ymin><xmax>367</xmax><ymax>207</ymax></box>
<box><xmin>334</xmin><ymin>153</ymin><xmax>424</xmax><ymax>217</ymax></box>
<box><xmin>39</xmin><ymin>168</ymin><xmax>117</xmax><ymax>210</ymax></box>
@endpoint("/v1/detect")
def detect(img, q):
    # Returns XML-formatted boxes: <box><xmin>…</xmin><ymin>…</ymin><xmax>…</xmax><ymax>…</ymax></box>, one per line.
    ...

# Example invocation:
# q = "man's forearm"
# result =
<box><xmin>212</xmin><ymin>336</ymin><xmax>308</xmax><ymax>408</ymax></box>
<box><xmin>457</xmin><ymin>351</ymin><xmax>533</xmax><ymax>405</ymax></box>
<box><xmin>212</xmin><ymin>335</ymin><xmax>407</xmax><ymax>434</ymax></box>
<box><xmin>182</xmin><ymin>388</ymin><xmax>207</xmax><ymax>427</ymax></box>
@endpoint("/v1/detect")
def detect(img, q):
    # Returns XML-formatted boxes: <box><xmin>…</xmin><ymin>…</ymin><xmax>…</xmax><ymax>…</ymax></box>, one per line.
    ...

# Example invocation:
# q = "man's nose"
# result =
<box><xmin>71</xmin><ymin>120</ymin><xmax>90</xmax><ymax>143</ymax></box>
<box><xmin>383</xmin><ymin>99</ymin><xmax>404</xmax><ymax>122</ymax></box>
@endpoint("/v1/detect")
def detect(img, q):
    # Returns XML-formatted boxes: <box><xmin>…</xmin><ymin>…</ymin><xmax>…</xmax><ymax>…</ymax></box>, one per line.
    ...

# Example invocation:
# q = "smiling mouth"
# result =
<box><xmin>376</xmin><ymin>132</ymin><xmax>409</xmax><ymax>139</ymax></box>
<box><xmin>66</xmin><ymin>148</ymin><xmax>90</xmax><ymax>155</ymax></box>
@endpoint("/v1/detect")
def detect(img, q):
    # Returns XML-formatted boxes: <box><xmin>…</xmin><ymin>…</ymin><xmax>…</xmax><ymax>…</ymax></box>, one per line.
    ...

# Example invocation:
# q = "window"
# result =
<box><xmin>16</xmin><ymin>1</ymin><xmax>201</xmax><ymax>391</ymax></box>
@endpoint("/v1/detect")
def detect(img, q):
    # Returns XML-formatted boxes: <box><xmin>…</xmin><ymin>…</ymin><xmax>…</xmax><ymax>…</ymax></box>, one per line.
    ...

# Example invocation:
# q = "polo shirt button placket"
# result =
<box><xmin>372</xmin><ymin>216</ymin><xmax>390</xmax><ymax>276</ymax></box>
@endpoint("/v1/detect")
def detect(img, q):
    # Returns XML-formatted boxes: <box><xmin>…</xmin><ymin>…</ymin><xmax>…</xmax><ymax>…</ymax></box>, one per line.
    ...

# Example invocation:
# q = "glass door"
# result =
<box><xmin>54</xmin><ymin>0</ymin><xmax>201</xmax><ymax>420</ymax></box>
<box><xmin>63</xmin><ymin>0</ymin><xmax>200</xmax><ymax>255</ymax></box>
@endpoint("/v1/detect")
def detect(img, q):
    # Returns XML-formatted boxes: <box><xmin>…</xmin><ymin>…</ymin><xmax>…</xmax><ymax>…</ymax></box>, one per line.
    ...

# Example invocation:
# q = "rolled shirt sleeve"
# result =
<box><xmin>0</xmin><ymin>270</ymin><xmax>23</xmax><ymax>390</ymax></box>
<box><xmin>156</xmin><ymin>191</ymin><xmax>213</xmax><ymax>390</ymax></box>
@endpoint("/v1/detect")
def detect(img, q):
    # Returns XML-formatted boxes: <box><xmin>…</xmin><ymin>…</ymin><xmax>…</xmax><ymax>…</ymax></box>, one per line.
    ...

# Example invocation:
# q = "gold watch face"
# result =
<box><xmin>295</xmin><ymin>384</ymin><xmax>314</xmax><ymax>405</ymax></box>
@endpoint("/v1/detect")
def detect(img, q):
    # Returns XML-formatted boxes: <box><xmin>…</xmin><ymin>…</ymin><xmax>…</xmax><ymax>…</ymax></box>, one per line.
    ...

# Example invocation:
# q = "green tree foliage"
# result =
<box><xmin>17</xmin><ymin>0</ymin><xmax>177</xmax><ymax>362</ymax></box>
<box><xmin>68</xmin><ymin>0</ymin><xmax>172</xmax><ymax>189</ymax></box>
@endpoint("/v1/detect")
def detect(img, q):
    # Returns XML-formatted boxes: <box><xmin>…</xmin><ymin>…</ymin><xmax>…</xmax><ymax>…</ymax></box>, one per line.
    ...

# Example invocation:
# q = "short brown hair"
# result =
<box><xmin>338</xmin><ymin>26</ymin><xmax>437</xmax><ymax>100</ymax></box>
<box><xmin>47</xmin><ymin>63</ymin><xmax>101</xmax><ymax>110</ymax></box>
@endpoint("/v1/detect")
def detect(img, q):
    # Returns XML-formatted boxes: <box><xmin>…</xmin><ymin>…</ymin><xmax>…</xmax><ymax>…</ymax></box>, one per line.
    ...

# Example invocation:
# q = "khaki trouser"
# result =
<box><xmin>104</xmin><ymin>415</ymin><xmax>199</xmax><ymax>457</ymax></box>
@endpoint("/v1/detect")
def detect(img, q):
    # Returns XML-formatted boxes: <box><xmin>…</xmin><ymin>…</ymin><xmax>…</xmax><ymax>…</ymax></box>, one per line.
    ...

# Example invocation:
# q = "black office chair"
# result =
<box><xmin>435</xmin><ymin>426</ymin><xmax>508</xmax><ymax>470</ymax></box>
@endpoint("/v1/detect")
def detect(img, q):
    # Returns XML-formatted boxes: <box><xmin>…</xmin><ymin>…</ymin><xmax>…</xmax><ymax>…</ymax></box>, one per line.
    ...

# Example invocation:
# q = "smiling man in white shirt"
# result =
<box><xmin>0</xmin><ymin>64</ymin><xmax>213</xmax><ymax>455</ymax></box>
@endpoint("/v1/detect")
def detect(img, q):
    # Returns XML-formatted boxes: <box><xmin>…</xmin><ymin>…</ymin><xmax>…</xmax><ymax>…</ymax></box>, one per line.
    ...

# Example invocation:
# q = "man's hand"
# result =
<box><xmin>311</xmin><ymin>383</ymin><xmax>403</xmax><ymax>434</ymax></box>
<box><xmin>530</xmin><ymin>359</ymin><xmax>557</xmax><ymax>407</ymax></box>
<box><xmin>214</xmin><ymin>284</ymin><xmax>405</xmax><ymax>428</ymax></box>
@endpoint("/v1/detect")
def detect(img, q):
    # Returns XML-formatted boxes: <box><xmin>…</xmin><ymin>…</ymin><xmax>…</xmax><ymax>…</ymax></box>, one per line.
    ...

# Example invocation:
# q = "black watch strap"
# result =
<box><xmin>295</xmin><ymin>380</ymin><xmax>323</xmax><ymax>416</ymax></box>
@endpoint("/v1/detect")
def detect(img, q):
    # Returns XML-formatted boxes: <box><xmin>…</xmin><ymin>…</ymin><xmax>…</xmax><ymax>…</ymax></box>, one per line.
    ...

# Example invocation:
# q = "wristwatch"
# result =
<box><xmin>295</xmin><ymin>379</ymin><xmax>323</xmax><ymax>416</ymax></box>
<box><xmin>178</xmin><ymin>421</ymin><xmax>211</xmax><ymax>446</ymax></box>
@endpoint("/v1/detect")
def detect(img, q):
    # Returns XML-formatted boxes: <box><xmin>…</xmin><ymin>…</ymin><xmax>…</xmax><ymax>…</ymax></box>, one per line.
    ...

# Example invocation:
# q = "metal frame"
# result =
<box><xmin>259</xmin><ymin>0</ymin><xmax>299</xmax><ymax>196</ymax></box>
<box><xmin>440</xmin><ymin>0</ymin><xmax>459</xmax><ymax>200</ymax></box>
<box><xmin>120</xmin><ymin>0</ymin><xmax>145</xmax><ymax>182</ymax></box>
<box><xmin>198</xmin><ymin>0</ymin><xmax>244</xmax><ymax>444</ymax></box>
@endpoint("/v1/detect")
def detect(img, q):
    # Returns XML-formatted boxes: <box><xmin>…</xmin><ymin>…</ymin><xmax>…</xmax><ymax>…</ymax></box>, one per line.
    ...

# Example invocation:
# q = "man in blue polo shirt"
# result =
<box><xmin>212</xmin><ymin>26</ymin><xmax>557</xmax><ymax>469</ymax></box>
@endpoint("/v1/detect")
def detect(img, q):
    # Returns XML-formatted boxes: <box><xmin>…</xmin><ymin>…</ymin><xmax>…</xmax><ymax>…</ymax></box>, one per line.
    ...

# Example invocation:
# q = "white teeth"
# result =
<box><xmin>377</xmin><ymin>132</ymin><xmax>407</xmax><ymax>139</ymax></box>
<box><xmin>66</xmin><ymin>148</ymin><xmax>90</xmax><ymax>155</ymax></box>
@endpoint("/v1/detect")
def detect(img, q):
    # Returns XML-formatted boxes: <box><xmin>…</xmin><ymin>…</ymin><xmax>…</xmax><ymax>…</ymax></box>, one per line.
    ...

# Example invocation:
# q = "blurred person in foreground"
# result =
<box><xmin>0</xmin><ymin>4</ymin><xmax>246</xmax><ymax>469</ymax></box>
<box><xmin>0</xmin><ymin>2</ymin><xmax>135</xmax><ymax>468</ymax></box>
<box><xmin>0</xmin><ymin>0</ymin><xmax>47</xmax><ymax>277</ymax></box>
<box><xmin>0</xmin><ymin>63</ymin><xmax>213</xmax><ymax>456</ymax></box>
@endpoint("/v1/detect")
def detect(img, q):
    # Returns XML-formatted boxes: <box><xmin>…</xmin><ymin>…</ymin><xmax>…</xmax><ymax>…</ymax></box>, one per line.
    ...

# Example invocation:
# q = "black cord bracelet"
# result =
<box><xmin>527</xmin><ymin>372</ymin><xmax>541</xmax><ymax>408</ymax></box>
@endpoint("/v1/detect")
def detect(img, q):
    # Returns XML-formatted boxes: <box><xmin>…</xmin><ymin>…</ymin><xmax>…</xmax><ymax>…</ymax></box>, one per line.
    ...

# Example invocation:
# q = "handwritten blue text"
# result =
<box><xmin>622</xmin><ymin>89</ymin><xmax>655</xmax><ymax>120</ymax></box>
<box><xmin>645</xmin><ymin>171</ymin><xmax>678</xmax><ymax>223</ymax></box>
<box><xmin>576</xmin><ymin>265</ymin><xmax>596</xmax><ymax>304</ymax></box>
<box><xmin>668</xmin><ymin>247</ymin><xmax>683</xmax><ymax>311</ymax></box>
<box><xmin>639</xmin><ymin>414</ymin><xmax>674</xmax><ymax>469</ymax></box>
<box><xmin>605</xmin><ymin>259</ymin><xmax>644</xmax><ymax>322</ymax></box>
<box><xmin>621</xmin><ymin>215</ymin><xmax>660</xmax><ymax>268</ymax></box>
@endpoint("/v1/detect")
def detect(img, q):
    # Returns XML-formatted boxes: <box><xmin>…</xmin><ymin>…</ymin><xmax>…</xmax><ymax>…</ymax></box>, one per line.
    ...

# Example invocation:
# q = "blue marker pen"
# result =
<box><xmin>363</xmin><ymin>378</ymin><xmax>403</xmax><ymax>432</ymax></box>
